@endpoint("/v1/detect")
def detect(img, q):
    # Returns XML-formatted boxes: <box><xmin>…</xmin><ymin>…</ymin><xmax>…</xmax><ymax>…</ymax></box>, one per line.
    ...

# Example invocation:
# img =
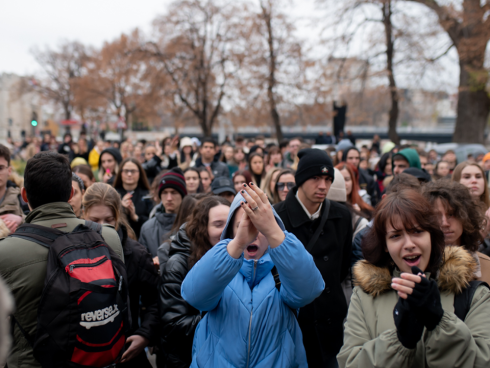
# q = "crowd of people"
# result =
<box><xmin>0</xmin><ymin>131</ymin><xmax>490</xmax><ymax>368</ymax></box>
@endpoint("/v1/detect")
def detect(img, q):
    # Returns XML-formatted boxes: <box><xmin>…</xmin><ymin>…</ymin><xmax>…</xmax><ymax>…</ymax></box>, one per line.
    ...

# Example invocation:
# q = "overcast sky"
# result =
<box><xmin>0</xmin><ymin>0</ymin><xmax>460</xmax><ymax>91</ymax></box>
<box><xmin>0</xmin><ymin>0</ymin><xmax>173</xmax><ymax>75</ymax></box>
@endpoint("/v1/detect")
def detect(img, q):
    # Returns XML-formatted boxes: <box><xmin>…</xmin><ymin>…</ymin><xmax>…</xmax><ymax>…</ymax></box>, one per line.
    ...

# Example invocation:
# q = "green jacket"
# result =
<box><xmin>338</xmin><ymin>246</ymin><xmax>490</xmax><ymax>368</ymax></box>
<box><xmin>393</xmin><ymin>148</ymin><xmax>421</xmax><ymax>170</ymax></box>
<box><xmin>0</xmin><ymin>202</ymin><xmax>124</xmax><ymax>368</ymax></box>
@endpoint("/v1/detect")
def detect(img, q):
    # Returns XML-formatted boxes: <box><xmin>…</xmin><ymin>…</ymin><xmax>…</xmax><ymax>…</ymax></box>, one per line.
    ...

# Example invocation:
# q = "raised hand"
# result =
<box><xmin>240</xmin><ymin>183</ymin><xmax>285</xmax><ymax>248</ymax></box>
<box><xmin>227</xmin><ymin>209</ymin><xmax>258</xmax><ymax>259</ymax></box>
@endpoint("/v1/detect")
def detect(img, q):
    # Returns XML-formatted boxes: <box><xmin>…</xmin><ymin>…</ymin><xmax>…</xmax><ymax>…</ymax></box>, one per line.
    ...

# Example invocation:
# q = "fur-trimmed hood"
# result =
<box><xmin>353</xmin><ymin>246</ymin><xmax>477</xmax><ymax>297</ymax></box>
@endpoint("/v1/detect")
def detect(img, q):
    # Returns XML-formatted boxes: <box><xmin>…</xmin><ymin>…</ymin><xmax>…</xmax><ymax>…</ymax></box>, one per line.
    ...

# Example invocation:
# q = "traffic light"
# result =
<box><xmin>31</xmin><ymin>111</ymin><xmax>38</xmax><ymax>127</ymax></box>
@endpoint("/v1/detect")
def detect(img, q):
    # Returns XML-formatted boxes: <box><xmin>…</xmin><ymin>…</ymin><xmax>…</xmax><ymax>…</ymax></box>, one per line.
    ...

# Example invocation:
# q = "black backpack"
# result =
<box><xmin>11</xmin><ymin>221</ymin><xmax>131</xmax><ymax>368</ymax></box>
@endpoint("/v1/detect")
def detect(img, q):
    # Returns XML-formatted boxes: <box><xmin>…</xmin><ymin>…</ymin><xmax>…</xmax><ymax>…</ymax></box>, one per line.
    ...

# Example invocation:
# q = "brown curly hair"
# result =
<box><xmin>422</xmin><ymin>179</ymin><xmax>485</xmax><ymax>252</ymax></box>
<box><xmin>187</xmin><ymin>196</ymin><xmax>231</xmax><ymax>269</ymax></box>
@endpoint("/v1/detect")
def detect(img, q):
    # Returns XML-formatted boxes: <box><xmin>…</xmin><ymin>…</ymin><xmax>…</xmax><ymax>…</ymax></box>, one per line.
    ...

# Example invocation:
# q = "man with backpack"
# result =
<box><xmin>0</xmin><ymin>152</ymin><xmax>125</xmax><ymax>368</ymax></box>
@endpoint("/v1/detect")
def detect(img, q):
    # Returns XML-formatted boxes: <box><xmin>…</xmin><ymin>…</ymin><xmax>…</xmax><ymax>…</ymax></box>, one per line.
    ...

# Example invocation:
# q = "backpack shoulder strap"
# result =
<box><xmin>84</xmin><ymin>220</ymin><xmax>103</xmax><ymax>235</ymax></box>
<box><xmin>271</xmin><ymin>266</ymin><xmax>281</xmax><ymax>292</ymax></box>
<box><xmin>271</xmin><ymin>266</ymin><xmax>298</xmax><ymax>318</ymax></box>
<box><xmin>454</xmin><ymin>280</ymin><xmax>490</xmax><ymax>321</ymax></box>
<box><xmin>10</xmin><ymin>224</ymin><xmax>64</xmax><ymax>248</ymax></box>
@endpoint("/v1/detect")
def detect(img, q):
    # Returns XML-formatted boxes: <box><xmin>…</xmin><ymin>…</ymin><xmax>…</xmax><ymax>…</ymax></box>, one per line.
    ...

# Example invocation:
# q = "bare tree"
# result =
<box><xmin>145</xmin><ymin>0</ymin><xmax>248</xmax><ymax>137</ymax></box>
<box><xmin>31</xmin><ymin>41</ymin><xmax>88</xmax><ymax>120</ymax></box>
<box><xmin>405</xmin><ymin>0</ymin><xmax>490</xmax><ymax>143</ymax></box>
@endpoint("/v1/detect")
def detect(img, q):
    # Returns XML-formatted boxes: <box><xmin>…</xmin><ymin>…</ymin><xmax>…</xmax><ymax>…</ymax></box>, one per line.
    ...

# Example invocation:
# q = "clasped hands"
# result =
<box><xmin>227</xmin><ymin>183</ymin><xmax>285</xmax><ymax>259</ymax></box>
<box><xmin>391</xmin><ymin>266</ymin><xmax>444</xmax><ymax>349</ymax></box>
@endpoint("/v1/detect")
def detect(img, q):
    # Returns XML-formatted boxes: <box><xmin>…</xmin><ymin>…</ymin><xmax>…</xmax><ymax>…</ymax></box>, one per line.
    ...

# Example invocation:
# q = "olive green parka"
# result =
<box><xmin>338</xmin><ymin>246</ymin><xmax>490</xmax><ymax>368</ymax></box>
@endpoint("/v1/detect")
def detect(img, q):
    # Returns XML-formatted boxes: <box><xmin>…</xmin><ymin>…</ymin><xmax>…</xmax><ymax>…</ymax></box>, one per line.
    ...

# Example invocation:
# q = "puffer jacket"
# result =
<box><xmin>181</xmin><ymin>192</ymin><xmax>324</xmax><ymax>368</ymax></box>
<box><xmin>159</xmin><ymin>224</ymin><xmax>201</xmax><ymax>368</ymax></box>
<box><xmin>338</xmin><ymin>246</ymin><xmax>490</xmax><ymax>368</ymax></box>
<box><xmin>139</xmin><ymin>205</ymin><xmax>176</xmax><ymax>257</ymax></box>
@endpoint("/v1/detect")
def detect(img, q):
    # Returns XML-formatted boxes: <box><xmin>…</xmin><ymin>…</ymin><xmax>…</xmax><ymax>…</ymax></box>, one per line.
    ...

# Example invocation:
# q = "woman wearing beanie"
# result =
<box><xmin>338</xmin><ymin>190</ymin><xmax>490</xmax><ymax>368</ymax></box>
<box><xmin>181</xmin><ymin>184</ymin><xmax>324</xmax><ymax>367</ymax></box>
<box><xmin>98</xmin><ymin>147</ymin><xmax>122</xmax><ymax>184</ymax></box>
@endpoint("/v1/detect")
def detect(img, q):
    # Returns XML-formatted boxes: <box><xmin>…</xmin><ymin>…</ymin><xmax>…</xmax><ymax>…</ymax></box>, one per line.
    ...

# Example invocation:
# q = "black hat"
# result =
<box><xmin>295</xmin><ymin>148</ymin><xmax>335</xmax><ymax>187</ymax></box>
<box><xmin>98</xmin><ymin>148</ymin><xmax>122</xmax><ymax>168</ymax></box>
<box><xmin>403</xmin><ymin>168</ymin><xmax>432</xmax><ymax>183</ymax></box>
<box><xmin>211</xmin><ymin>177</ymin><xmax>236</xmax><ymax>195</ymax></box>
<box><xmin>158</xmin><ymin>167</ymin><xmax>187</xmax><ymax>198</ymax></box>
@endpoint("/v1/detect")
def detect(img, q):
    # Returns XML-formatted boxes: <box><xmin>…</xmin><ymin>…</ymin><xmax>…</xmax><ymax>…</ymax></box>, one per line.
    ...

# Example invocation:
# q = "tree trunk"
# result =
<box><xmin>382</xmin><ymin>1</ymin><xmax>400</xmax><ymax>145</ymax></box>
<box><xmin>262</xmin><ymin>2</ymin><xmax>284</xmax><ymax>142</ymax></box>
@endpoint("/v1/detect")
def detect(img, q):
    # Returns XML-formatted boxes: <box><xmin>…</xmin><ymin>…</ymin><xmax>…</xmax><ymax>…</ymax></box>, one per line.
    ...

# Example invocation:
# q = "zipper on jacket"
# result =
<box><xmin>246</xmin><ymin>260</ymin><xmax>258</xmax><ymax>368</ymax></box>
<box><xmin>69</xmin><ymin>256</ymin><xmax>108</xmax><ymax>273</ymax></box>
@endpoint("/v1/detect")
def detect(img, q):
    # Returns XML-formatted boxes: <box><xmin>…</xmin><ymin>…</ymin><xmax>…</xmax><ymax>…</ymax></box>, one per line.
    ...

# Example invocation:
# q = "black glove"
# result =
<box><xmin>393</xmin><ymin>297</ymin><xmax>424</xmax><ymax>349</ymax></box>
<box><xmin>406</xmin><ymin>266</ymin><xmax>444</xmax><ymax>331</ymax></box>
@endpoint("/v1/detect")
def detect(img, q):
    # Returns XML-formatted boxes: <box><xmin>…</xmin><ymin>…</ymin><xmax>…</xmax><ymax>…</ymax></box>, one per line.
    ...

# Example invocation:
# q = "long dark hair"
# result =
<box><xmin>187</xmin><ymin>196</ymin><xmax>230</xmax><ymax>268</ymax></box>
<box><xmin>248</xmin><ymin>152</ymin><xmax>265</xmax><ymax>187</ymax></box>
<box><xmin>113</xmin><ymin>158</ymin><xmax>150</xmax><ymax>190</ymax></box>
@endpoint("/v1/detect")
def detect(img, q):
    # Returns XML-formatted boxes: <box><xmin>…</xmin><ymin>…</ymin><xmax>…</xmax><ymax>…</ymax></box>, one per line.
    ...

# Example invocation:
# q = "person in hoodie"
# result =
<box><xmin>181</xmin><ymin>183</ymin><xmax>324</xmax><ymax>368</ymax></box>
<box><xmin>139</xmin><ymin>168</ymin><xmax>187</xmax><ymax>268</ymax></box>
<box><xmin>392</xmin><ymin>148</ymin><xmax>421</xmax><ymax>176</ymax></box>
<box><xmin>98</xmin><ymin>147</ymin><xmax>123</xmax><ymax>185</ymax></box>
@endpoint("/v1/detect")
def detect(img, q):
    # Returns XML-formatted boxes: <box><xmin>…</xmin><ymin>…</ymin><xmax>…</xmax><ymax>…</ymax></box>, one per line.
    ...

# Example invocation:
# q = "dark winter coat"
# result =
<box><xmin>159</xmin><ymin>224</ymin><xmax>201</xmax><ymax>368</ymax></box>
<box><xmin>117</xmin><ymin>225</ymin><xmax>159</xmax><ymax>344</ymax></box>
<box><xmin>194</xmin><ymin>157</ymin><xmax>229</xmax><ymax>178</ymax></box>
<box><xmin>275</xmin><ymin>188</ymin><xmax>353</xmax><ymax>367</ymax></box>
<box><xmin>358</xmin><ymin>168</ymin><xmax>379</xmax><ymax>206</ymax></box>
<box><xmin>115</xmin><ymin>186</ymin><xmax>154</xmax><ymax>238</ymax></box>
<box><xmin>139</xmin><ymin>205</ymin><xmax>176</xmax><ymax>257</ymax></box>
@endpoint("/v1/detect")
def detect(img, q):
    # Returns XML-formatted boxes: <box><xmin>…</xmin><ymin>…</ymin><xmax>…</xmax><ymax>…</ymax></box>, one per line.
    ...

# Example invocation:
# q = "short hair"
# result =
<box><xmin>235</xmin><ymin>135</ymin><xmax>245</xmax><ymax>144</ymax></box>
<box><xmin>279</xmin><ymin>140</ymin><xmax>290</xmax><ymax>150</ymax></box>
<box><xmin>255</xmin><ymin>135</ymin><xmax>265</xmax><ymax>142</ymax></box>
<box><xmin>201</xmin><ymin>138</ymin><xmax>216</xmax><ymax>148</ymax></box>
<box><xmin>362</xmin><ymin>189</ymin><xmax>445</xmax><ymax>275</ymax></box>
<box><xmin>385</xmin><ymin>173</ymin><xmax>421</xmax><ymax>194</ymax></box>
<box><xmin>289</xmin><ymin>137</ymin><xmax>303</xmax><ymax>144</ymax></box>
<box><xmin>72</xmin><ymin>164</ymin><xmax>95</xmax><ymax>182</ymax></box>
<box><xmin>24</xmin><ymin>152</ymin><xmax>72</xmax><ymax>209</ymax></box>
<box><xmin>423</xmin><ymin>180</ymin><xmax>485</xmax><ymax>252</ymax></box>
<box><xmin>417</xmin><ymin>149</ymin><xmax>428</xmax><ymax>158</ymax></box>
<box><xmin>0</xmin><ymin>144</ymin><xmax>11</xmax><ymax>165</ymax></box>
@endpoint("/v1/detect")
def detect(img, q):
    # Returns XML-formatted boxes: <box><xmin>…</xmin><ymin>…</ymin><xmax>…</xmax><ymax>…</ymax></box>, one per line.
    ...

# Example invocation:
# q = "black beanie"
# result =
<box><xmin>295</xmin><ymin>148</ymin><xmax>335</xmax><ymax>187</ymax></box>
<box><xmin>158</xmin><ymin>167</ymin><xmax>187</xmax><ymax>198</ymax></box>
<box><xmin>98</xmin><ymin>147</ymin><xmax>123</xmax><ymax>168</ymax></box>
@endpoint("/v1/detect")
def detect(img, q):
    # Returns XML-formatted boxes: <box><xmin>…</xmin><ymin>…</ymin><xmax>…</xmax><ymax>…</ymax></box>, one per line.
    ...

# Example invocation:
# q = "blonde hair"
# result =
<box><xmin>82</xmin><ymin>182</ymin><xmax>136</xmax><ymax>240</ymax></box>
<box><xmin>260</xmin><ymin>167</ymin><xmax>281</xmax><ymax>199</ymax></box>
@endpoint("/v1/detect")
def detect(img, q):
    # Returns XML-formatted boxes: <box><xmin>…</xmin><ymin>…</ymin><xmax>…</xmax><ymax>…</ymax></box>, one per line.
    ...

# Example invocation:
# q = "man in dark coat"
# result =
<box><xmin>275</xmin><ymin>148</ymin><xmax>352</xmax><ymax>368</ymax></box>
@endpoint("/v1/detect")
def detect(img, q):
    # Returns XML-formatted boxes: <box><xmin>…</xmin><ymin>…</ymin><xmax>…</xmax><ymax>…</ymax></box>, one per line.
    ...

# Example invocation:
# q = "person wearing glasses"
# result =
<box><xmin>113</xmin><ymin>158</ymin><xmax>154</xmax><ymax>238</ymax></box>
<box><xmin>272</xmin><ymin>169</ymin><xmax>296</xmax><ymax>204</ymax></box>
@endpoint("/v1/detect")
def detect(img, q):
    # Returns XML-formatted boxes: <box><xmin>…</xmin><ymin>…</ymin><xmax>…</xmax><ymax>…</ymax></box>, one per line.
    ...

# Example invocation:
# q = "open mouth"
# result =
<box><xmin>403</xmin><ymin>254</ymin><xmax>421</xmax><ymax>266</ymax></box>
<box><xmin>247</xmin><ymin>245</ymin><xmax>258</xmax><ymax>255</ymax></box>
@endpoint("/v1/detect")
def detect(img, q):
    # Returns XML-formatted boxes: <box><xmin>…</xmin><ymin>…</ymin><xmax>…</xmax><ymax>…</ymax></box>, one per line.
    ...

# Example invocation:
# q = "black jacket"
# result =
<box><xmin>158</xmin><ymin>224</ymin><xmax>201</xmax><ymax>368</ymax></box>
<box><xmin>274</xmin><ymin>189</ymin><xmax>352</xmax><ymax>367</ymax></box>
<box><xmin>194</xmin><ymin>157</ymin><xmax>230</xmax><ymax>178</ymax></box>
<box><xmin>358</xmin><ymin>168</ymin><xmax>379</xmax><ymax>206</ymax></box>
<box><xmin>117</xmin><ymin>225</ymin><xmax>159</xmax><ymax>344</ymax></box>
<box><xmin>115</xmin><ymin>186</ymin><xmax>154</xmax><ymax>238</ymax></box>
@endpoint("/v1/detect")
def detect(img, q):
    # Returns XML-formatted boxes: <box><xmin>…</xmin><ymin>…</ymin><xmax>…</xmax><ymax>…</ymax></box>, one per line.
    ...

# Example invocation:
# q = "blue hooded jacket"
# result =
<box><xmin>181</xmin><ymin>192</ymin><xmax>325</xmax><ymax>368</ymax></box>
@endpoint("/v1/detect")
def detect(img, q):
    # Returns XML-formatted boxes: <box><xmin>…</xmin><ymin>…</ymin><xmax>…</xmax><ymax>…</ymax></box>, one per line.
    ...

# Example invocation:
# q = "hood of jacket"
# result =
<box><xmin>353</xmin><ymin>246</ymin><xmax>477</xmax><ymax>297</ymax></box>
<box><xmin>221</xmin><ymin>191</ymin><xmax>285</xmax><ymax>289</ymax></box>
<box><xmin>98</xmin><ymin>147</ymin><xmax>122</xmax><ymax>168</ymax></box>
<box><xmin>392</xmin><ymin>148</ymin><xmax>421</xmax><ymax>170</ymax></box>
<box><xmin>155</xmin><ymin>209</ymin><xmax>177</xmax><ymax>228</ymax></box>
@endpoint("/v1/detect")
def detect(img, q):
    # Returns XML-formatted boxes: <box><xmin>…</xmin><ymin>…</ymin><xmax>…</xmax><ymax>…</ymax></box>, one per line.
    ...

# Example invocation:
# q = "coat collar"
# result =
<box><xmin>239</xmin><ymin>253</ymin><xmax>274</xmax><ymax>289</ymax></box>
<box><xmin>284</xmin><ymin>188</ymin><xmax>341</xmax><ymax>228</ymax></box>
<box><xmin>26</xmin><ymin>202</ymin><xmax>77</xmax><ymax>223</ymax></box>
<box><xmin>353</xmin><ymin>246</ymin><xmax>478</xmax><ymax>297</ymax></box>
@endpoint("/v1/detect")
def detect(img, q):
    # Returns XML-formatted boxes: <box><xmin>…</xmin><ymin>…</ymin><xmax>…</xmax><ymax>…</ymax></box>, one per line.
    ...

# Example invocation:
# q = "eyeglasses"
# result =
<box><xmin>276</xmin><ymin>182</ymin><xmax>295</xmax><ymax>191</ymax></box>
<box><xmin>122</xmin><ymin>169</ymin><xmax>138</xmax><ymax>175</ymax></box>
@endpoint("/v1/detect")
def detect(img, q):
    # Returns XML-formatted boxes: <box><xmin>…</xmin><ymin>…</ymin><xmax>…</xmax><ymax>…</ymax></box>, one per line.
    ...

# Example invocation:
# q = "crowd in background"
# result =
<box><xmin>0</xmin><ymin>130</ymin><xmax>490</xmax><ymax>368</ymax></box>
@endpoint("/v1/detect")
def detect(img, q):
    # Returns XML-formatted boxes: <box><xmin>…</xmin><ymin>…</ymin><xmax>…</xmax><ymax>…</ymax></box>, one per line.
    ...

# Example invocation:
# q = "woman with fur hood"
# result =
<box><xmin>338</xmin><ymin>189</ymin><xmax>490</xmax><ymax>368</ymax></box>
<box><xmin>181</xmin><ymin>183</ymin><xmax>324</xmax><ymax>368</ymax></box>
